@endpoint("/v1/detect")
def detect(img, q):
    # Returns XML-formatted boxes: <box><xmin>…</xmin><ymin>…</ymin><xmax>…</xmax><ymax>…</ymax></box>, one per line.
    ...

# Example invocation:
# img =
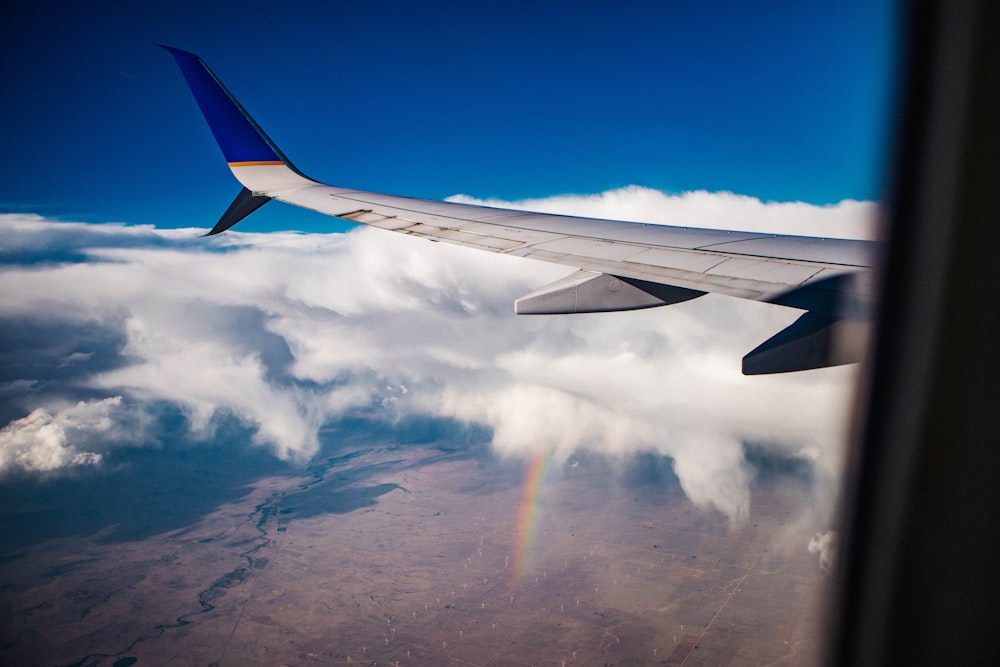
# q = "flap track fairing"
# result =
<box><xmin>515</xmin><ymin>270</ymin><xmax>704</xmax><ymax>314</ymax></box>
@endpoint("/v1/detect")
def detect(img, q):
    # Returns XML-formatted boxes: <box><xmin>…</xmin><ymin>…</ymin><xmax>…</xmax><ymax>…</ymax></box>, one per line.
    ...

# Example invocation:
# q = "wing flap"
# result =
<box><xmin>705</xmin><ymin>257</ymin><xmax>824</xmax><ymax>284</ymax></box>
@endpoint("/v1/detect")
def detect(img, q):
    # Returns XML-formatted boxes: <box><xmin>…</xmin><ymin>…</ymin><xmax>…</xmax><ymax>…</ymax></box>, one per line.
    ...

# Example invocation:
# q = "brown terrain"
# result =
<box><xmin>0</xmin><ymin>441</ymin><xmax>827</xmax><ymax>666</ymax></box>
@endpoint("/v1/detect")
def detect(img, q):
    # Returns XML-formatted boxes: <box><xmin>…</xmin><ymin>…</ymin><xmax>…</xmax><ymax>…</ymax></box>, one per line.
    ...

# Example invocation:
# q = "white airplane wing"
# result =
<box><xmin>160</xmin><ymin>46</ymin><xmax>875</xmax><ymax>374</ymax></box>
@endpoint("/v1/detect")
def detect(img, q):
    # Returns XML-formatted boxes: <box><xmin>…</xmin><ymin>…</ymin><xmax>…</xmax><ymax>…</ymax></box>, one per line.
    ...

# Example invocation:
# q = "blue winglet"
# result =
<box><xmin>157</xmin><ymin>44</ymin><xmax>288</xmax><ymax>166</ymax></box>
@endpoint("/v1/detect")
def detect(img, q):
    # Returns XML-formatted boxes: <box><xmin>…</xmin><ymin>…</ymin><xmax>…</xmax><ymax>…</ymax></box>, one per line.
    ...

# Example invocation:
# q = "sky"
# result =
<box><xmin>1</xmin><ymin>0</ymin><xmax>895</xmax><ymax>599</ymax></box>
<box><xmin>1</xmin><ymin>1</ymin><xmax>897</xmax><ymax>230</ymax></box>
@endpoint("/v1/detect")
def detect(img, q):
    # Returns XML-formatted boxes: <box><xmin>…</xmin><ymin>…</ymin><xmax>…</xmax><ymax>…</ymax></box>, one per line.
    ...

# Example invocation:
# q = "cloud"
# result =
<box><xmin>0</xmin><ymin>213</ymin><xmax>199</xmax><ymax>266</ymax></box>
<box><xmin>0</xmin><ymin>397</ymin><xmax>124</xmax><ymax>473</ymax></box>
<box><xmin>809</xmin><ymin>530</ymin><xmax>839</xmax><ymax>574</ymax></box>
<box><xmin>0</xmin><ymin>188</ymin><xmax>871</xmax><ymax>532</ymax></box>
<box><xmin>448</xmin><ymin>186</ymin><xmax>878</xmax><ymax>240</ymax></box>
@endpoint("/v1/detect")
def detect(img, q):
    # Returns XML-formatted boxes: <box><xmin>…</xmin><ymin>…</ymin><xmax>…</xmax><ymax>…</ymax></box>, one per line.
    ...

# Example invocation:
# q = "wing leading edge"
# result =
<box><xmin>160</xmin><ymin>46</ymin><xmax>876</xmax><ymax>374</ymax></box>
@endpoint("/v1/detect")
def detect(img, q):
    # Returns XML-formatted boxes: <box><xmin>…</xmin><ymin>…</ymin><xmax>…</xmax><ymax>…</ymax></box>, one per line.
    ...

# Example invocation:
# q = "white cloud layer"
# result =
<box><xmin>448</xmin><ymin>186</ymin><xmax>878</xmax><ymax>240</ymax></box>
<box><xmin>0</xmin><ymin>188</ymin><xmax>872</xmax><ymax>538</ymax></box>
<box><xmin>0</xmin><ymin>397</ymin><xmax>123</xmax><ymax>472</ymax></box>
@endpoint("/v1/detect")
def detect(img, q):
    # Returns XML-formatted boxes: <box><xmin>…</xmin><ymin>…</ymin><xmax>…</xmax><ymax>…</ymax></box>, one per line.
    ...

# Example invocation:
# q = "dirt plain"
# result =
<box><xmin>0</xmin><ymin>438</ymin><xmax>828</xmax><ymax>666</ymax></box>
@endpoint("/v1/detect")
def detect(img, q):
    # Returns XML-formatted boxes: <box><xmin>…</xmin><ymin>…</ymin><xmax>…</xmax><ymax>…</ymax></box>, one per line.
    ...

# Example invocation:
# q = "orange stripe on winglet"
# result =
<box><xmin>228</xmin><ymin>160</ymin><xmax>285</xmax><ymax>167</ymax></box>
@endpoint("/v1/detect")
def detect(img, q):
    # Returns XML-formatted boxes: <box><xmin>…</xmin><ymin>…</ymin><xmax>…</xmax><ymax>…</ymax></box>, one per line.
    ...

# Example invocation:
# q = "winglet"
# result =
<box><xmin>159</xmin><ymin>45</ymin><xmax>318</xmax><ymax>233</ymax></box>
<box><xmin>157</xmin><ymin>44</ymin><xmax>288</xmax><ymax>167</ymax></box>
<box><xmin>204</xmin><ymin>187</ymin><xmax>271</xmax><ymax>236</ymax></box>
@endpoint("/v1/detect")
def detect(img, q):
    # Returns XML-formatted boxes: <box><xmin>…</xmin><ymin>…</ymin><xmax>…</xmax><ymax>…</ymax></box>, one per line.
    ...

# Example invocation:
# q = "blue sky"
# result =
<box><xmin>1</xmin><ymin>0</ymin><xmax>897</xmax><ymax>232</ymax></box>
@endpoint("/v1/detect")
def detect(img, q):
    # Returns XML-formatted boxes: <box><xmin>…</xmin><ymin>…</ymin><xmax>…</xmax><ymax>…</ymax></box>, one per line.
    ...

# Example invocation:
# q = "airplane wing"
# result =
<box><xmin>160</xmin><ymin>45</ymin><xmax>875</xmax><ymax>375</ymax></box>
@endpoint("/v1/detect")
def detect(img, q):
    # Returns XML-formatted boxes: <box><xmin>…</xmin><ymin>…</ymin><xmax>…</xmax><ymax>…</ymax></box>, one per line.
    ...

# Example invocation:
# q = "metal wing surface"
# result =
<box><xmin>261</xmin><ymin>179</ymin><xmax>872</xmax><ymax>304</ymax></box>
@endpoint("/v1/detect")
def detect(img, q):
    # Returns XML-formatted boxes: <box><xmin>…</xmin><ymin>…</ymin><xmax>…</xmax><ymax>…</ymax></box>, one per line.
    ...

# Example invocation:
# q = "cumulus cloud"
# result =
<box><xmin>448</xmin><ymin>185</ymin><xmax>878</xmax><ymax>240</ymax></box>
<box><xmin>0</xmin><ymin>397</ymin><xmax>124</xmax><ymax>473</ymax></box>
<box><xmin>0</xmin><ymin>188</ymin><xmax>871</xmax><ymax>534</ymax></box>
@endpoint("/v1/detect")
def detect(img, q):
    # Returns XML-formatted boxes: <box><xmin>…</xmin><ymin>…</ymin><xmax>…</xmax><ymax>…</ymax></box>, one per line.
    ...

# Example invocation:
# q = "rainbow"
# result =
<box><xmin>512</xmin><ymin>453</ymin><xmax>552</xmax><ymax>586</ymax></box>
